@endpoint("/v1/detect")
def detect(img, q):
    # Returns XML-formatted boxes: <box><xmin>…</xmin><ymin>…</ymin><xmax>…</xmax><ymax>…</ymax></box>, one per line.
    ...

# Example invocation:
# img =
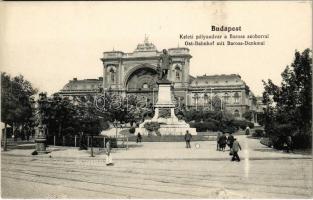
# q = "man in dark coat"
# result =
<box><xmin>227</xmin><ymin>133</ymin><xmax>235</xmax><ymax>154</ymax></box>
<box><xmin>219</xmin><ymin>132</ymin><xmax>227</xmax><ymax>152</ymax></box>
<box><xmin>231</xmin><ymin>138</ymin><xmax>242</xmax><ymax>162</ymax></box>
<box><xmin>136</xmin><ymin>132</ymin><xmax>142</xmax><ymax>143</ymax></box>
<box><xmin>286</xmin><ymin>135</ymin><xmax>293</xmax><ymax>153</ymax></box>
<box><xmin>184</xmin><ymin>131</ymin><xmax>192</xmax><ymax>148</ymax></box>
<box><xmin>216</xmin><ymin>132</ymin><xmax>221</xmax><ymax>151</ymax></box>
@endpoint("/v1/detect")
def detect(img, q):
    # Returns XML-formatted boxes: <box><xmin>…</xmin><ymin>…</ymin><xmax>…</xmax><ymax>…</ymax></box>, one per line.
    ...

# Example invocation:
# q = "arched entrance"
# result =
<box><xmin>126</xmin><ymin>67</ymin><xmax>158</xmax><ymax>91</ymax></box>
<box><xmin>125</xmin><ymin>66</ymin><xmax>159</xmax><ymax>106</ymax></box>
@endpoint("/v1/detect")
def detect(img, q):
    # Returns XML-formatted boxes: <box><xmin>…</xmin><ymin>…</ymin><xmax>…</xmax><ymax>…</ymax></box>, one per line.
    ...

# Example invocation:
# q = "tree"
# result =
<box><xmin>262</xmin><ymin>49</ymin><xmax>312</xmax><ymax>148</ymax></box>
<box><xmin>95</xmin><ymin>92</ymin><xmax>154</xmax><ymax>127</ymax></box>
<box><xmin>1</xmin><ymin>73</ymin><xmax>37</xmax><ymax>150</ymax></box>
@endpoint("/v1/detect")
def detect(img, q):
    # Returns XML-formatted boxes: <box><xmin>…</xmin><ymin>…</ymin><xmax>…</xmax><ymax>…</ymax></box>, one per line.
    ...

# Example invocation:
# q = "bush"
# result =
<box><xmin>190</xmin><ymin>121</ymin><xmax>218</xmax><ymax>132</ymax></box>
<box><xmin>248</xmin><ymin>122</ymin><xmax>254</xmax><ymax>129</ymax></box>
<box><xmin>232</xmin><ymin>120</ymin><xmax>254</xmax><ymax>130</ymax></box>
<box><xmin>268</xmin><ymin>124</ymin><xmax>293</xmax><ymax>149</ymax></box>
<box><xmin>144</xmin><ymin>122</ymin><xmax>160</xmax><ymax>132</ymax></box>
<box><xmin>252</xmin><ymin>129</ymin><xmax>264</xmax><ymax>137</ymax></box>
<box><xmin>129</xmin><ymin>127</ymin><xmax>135</xmax><ymax>134</ymax></box>
<box><xmin>100</xmin><ymin>120</ymin><xmax>110</xmax><ymax>130</ymax></box>
<box><xmin>292</xmin><ymin>134</ymin><xmax>312</xmax><ymax>149</ymax></box>
<box><xmin>220</xmin><ymin>126</ymin><xmax>237</xmax><ymax>134</ymax></box>
<box><xmin>260</xmin><ymin>137</ymin><xmax>273</xmax><ymax>147</ymax></box>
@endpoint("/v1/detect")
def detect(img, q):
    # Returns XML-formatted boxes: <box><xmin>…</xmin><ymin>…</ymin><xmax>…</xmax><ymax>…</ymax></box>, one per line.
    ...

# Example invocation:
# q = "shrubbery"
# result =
<box><xmin>188</xmin><ymin>118</ymin><xmax>254</xmax><ymax>133</ymax></box>
<box><xmin>252</xmin><ymin>129</ymin><xmax>264</xmax><ymax>137</ymax></box>
<box><xmin>144</xmin><ymin>122</ymin><xmax>160</xmax><ymax>135</ymax></box>
<box><xmin>269</xmin><ymin>124</ymin><xmax>293</xmax><ymax>149</ymax></box>
<box><xmin>190</xmin><ymin>121</ymin><xmax>219</xmax><ymax>132</ymax></box>
<box><xmin>129</xmin><ymin>127</ymin><xmax>135</xmax><ymax>134</ymax></box>
<box><xmin>232</xmin><ymin>120</ymin><xmax>254</xmax><ymax>130</ymax></box>
<box><xmin>262</xmin><ymin>49</ymin><xmax>312</xmax><ymax>149</ymax></box>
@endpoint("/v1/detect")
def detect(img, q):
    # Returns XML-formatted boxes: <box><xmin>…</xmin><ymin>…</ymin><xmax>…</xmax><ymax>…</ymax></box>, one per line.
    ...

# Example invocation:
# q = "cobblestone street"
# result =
<box><xmin>2</xmin><ymin>135</ymin><xmax>312</xmax><ymax>198</ymax></box>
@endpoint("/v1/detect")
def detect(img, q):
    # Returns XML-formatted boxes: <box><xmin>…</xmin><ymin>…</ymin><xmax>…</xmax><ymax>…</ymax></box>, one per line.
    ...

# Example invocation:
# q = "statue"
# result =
<box><xmin>158</xmin><ymin>49</ymin><xmax>172</xmax><ymax>81</ymax></box>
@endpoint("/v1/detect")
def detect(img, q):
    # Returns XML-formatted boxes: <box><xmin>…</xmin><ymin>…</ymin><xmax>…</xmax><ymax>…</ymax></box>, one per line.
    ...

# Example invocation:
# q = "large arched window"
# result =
<box><xmin>224</xmin><ymin>93</ymin><xmax>229</xmax><ymax>103</ymax></box>
<box><xmin>234</xmin><ymin>92</ymin><xmax>240</xmax><ymax>103</ymax></box>
<box><xmin>174</xmin><ymin>64</ymin><xmax>182</xmax><ymax>81</ymax></box>
<box><xmin>111</xmin><ymin>72</ymin><xmax>115</xmax><ymax>82</ymax></box>
<box><xmin>107</xmin><ymin>65</ymin><xmax>117</xmax><ymax>83</ymax></box>
<box><xmin>234</xmin><ymin>109</ymin><xmax>240</xmax><ymax>118</ymax></box>
<box><xmin>176</xmin><ymin>71</ymin><xmax>181</xmax><ymax>80</ymax></box>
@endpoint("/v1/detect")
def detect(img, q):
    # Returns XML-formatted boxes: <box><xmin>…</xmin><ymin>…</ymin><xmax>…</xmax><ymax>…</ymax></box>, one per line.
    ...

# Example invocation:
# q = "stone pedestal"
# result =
<box><xmin>136</xmin><ymin>81</ymin><xmax>197</xmax><ymax>135</ymax></box>
<box><xmin>35</xmin><ymin>125</ymin><xmax>48</xmax><ymax>154</ymax></box>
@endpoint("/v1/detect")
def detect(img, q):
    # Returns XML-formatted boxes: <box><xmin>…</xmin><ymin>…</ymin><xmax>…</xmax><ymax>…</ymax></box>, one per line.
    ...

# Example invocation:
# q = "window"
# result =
<box><xmin>234</xmin><ymin>110</ymin><xmax>240</xmax><ymax>118</ymax></box>
<box><xmin>234</xmin><ymin>92</ymin><xmax>240</xmax><ymax>103</ymax></box>
<box><xmin>224</xmin><ymin>93</ymin><xmax>229</xmax><ymax>103</ymax></box>
<box><xmin>204</xmin><ymin>93</ymin><xmax>209</xmax><ymax>104</ymax></box>
<box><xmin>107</xmin><ymin>65</ymin><xmax>116</xmax><ymax>83</ymax></box>
<box><xmin>176</xmin><ymin>71</ymin><xmax>180</xmax><ymax>80</ymax></box>
<box><xmin>142</xmin><ymin>83</ymin><xmax>149</xmax><ymax>89</ymax></box>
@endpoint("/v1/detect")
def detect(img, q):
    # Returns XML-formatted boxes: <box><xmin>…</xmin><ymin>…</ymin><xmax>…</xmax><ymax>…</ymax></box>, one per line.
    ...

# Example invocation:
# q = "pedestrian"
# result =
<box><xmin>136</xmin><ymin>132</ymin><xmax>142</xmax><ymax>143</ymax></box>
<box><xmin>105</xmin><ymin>140</ymin><xmax>114</xmax><ymax>166</ymax></box>
<box><xmin>245</xmin><ymin>126</ymin><xmax>250</xmax><ymax>135</ymax></box>
<box><xmin>79</xmin><ymin>132</ymin><xmax>88</xmax><ymax>150</ymax></box>
<box><xmin>216</xmin><ymin>131</ymin><xmax>221</xmax><ymax>151</ymax></box>
<box><xmin>184</xmin><ymin>130</ymin><xmax>192</xmax><ymax>148</ymax></box>
<box><xmin>286</xmin><ymin>135</ymin><xmax>293</xmax><ymax>153</ymax></box>
<box><xmin>219</xmin><ymin>132</ymin><xmax>227</xmax><ymax>152</ymax></box>
<box><xmin>231</xmin><ymin>138</ymin><xmax>242</xmax><ymax>162</ymax></box>
<box><xmin>227</xmin><ymin>133</ymin><xmax>235</xmax><ymax>154</ymax></box>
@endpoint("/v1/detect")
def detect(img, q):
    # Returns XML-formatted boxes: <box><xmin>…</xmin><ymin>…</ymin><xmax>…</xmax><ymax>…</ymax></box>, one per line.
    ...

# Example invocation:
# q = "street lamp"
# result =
<box><xmin>210</xmin><ymin>88</ymin><xmax>214</xmax><ymax>111</ymax></box>
<box><xmin>113</xmin><ymin>119</ymin><xmax>119</xmax><ymax>139</ymax></box>
<box><xmin>152</xmin><ymin>88</ymin><xmax>155</xmax><ymax>107</ymax></box>
<box><xmin>194</xmin><ymin>93</ymin><xmax>199</xmax><ymax>110</ymax></box>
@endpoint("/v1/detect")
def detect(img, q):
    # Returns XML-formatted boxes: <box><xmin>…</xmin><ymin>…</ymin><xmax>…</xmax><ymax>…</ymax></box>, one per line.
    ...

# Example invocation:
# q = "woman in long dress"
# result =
<box><xmin>106</xmin><ymin>140</ymin><xmax>114</xmax><ymax>166</ymax></box>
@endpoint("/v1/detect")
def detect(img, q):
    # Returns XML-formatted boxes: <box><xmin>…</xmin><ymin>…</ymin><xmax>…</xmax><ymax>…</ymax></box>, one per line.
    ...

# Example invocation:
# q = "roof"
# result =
<box><xmin>60</xmin><ymin>78</ymin><xmax>102</xmax><ymax>92</ymax></box>
<box><xmin>190</xmin><ymin>74</ymin><xmax>244</xmax><ymax>87</ymax></box>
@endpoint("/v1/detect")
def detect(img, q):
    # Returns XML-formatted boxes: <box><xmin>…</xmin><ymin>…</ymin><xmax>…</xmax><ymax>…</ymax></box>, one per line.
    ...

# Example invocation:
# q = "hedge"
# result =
<box><xmin>232</xmin><ymin>120</ymin><xmax>254</xmax><ymax>130</ymax></box>
<box><xmin>189</xmin><ymin>121</ymin><xmax>219</xmax><ymax>132</ymax></box>
<box><xmin>252</xmin><ymin>129</ymin><xmax>265</xmax><ymax>137</ymax></box>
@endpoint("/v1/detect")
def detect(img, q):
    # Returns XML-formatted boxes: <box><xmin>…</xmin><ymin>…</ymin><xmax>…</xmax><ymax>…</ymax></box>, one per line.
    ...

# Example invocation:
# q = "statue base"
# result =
<box><xmin>35</xmin><ymin>126</ymin><xmax>48</xmax><ymax>154</ymax></box>
<box><xmin>136</xmin><ymin>81</ymin><xmax>197</xmax><ymax>136</ymax></box>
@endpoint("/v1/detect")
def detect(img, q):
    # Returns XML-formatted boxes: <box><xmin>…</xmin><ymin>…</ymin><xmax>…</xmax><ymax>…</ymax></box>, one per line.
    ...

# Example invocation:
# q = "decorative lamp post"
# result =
<box><xmin>210</xmin><ymin>88</ymin><xmax>214</xmax><ymax>111</ymax></box>
<box><xmin>152</xmin><ymin>87</ymin><xmax>156</xmax><ymax>107</ymax></box>
<box><xmin>35</xmin><ymin>93</ymin><xmax>48</xmax><ymax>154</ymax></box>
<box><xmin>194</xmin><ymin>93</ymin><xmax>199</xmax><ymax>110</ymax></box>
<box><xmin>113</xmin><ymin>119</ymin><xmax>119</xmax><ymax>138</ymax></box>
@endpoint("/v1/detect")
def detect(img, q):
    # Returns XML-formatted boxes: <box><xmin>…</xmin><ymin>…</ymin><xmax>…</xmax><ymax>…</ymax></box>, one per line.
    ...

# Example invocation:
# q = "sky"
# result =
<box><xmin>1</xmin><ymin>1</ymin><xmax>312</xmax><ymax>96</ymax></box>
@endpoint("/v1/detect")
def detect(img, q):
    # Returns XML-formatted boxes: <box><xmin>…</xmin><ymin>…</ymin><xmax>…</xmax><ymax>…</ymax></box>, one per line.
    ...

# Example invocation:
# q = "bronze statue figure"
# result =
<box><xmin>158</xmin><ymin>49</ymin><xmax>172</xmax><ymax>81</ymax></box>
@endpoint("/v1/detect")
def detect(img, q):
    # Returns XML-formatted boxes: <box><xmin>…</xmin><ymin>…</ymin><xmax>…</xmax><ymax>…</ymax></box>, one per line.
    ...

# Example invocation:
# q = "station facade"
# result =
<box><xmin>59</xmin><ymin>39</ymin><xmax>259</xmax><ymax>120</ymax></box>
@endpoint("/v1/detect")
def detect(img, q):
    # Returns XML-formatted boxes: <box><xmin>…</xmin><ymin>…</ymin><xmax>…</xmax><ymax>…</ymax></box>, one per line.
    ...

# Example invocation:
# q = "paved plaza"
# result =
<box><xmin>1</xmin><ymin>135</ymin><xmax>312</xmax><ymax>198</ymax></box>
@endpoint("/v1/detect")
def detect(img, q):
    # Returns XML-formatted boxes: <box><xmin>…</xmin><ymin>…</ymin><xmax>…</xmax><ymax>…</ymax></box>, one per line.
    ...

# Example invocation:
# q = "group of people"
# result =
<box><xmin>216</xmin><ymin>132</ymin><xmax>242</xmax><ymax>162</ymax></box>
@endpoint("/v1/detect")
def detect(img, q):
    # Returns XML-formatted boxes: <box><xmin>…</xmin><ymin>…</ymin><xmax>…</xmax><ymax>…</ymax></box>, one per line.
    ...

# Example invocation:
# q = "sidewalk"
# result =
<box><xmin>2</xmin><ymin>135</ymin><xmax>311</xmax><ymax>161</ymax></box>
